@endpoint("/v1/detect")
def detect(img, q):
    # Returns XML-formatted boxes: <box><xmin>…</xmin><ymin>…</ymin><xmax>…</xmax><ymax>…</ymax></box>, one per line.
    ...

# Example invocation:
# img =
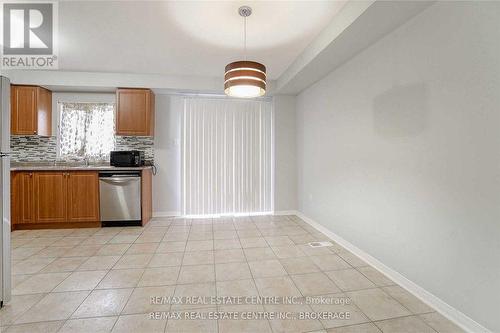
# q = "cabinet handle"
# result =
<box><xmin>29</xmin><ymin>173</ymin><xmax>33</xmax><ymax>177</ymax></box>
<box><xmin>33</xmin><ymin>131</ymin><xmax>36</xmax><ymax>134</ymax></box>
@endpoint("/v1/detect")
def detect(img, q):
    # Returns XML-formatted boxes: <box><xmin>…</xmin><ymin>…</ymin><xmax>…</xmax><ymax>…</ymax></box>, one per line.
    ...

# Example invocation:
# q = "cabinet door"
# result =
<box><xmin>33</xmin><ymin>172</ymin><xmax>67</xmax><ymax>223</ymax></box>
<box><xmin>116</xmin><ymin>88</ymin><xmax>154</xmax><ymax>136</ymax></box>
<box><xmin>11</xmin><ymin>172</ymin><xmax>35</xmax><ymax>224</ymax></box>
<box><xmin>67</xmin><ymin>171</ymin><xmax>100</xmax><ymax>222</ymax></box>
<box><xmin>36</xmin><ymin>87</ymin><xmax>52</xmax><ymax>136</ymax></box>
<box><xmin>141</xmin><ymin>168</ymin><xmax>152</xmax><ymax>226</ymax></box>
<box><xmin>11</xmin><ymin>85</ymin><xmax>37</xmax><ymax>135</ymax></box>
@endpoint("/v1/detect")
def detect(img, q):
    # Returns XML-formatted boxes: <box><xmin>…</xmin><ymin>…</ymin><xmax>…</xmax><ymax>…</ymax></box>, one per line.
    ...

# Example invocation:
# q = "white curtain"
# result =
<box><xmin>59</xmin><ymin>103</ymin><xmax>115</xmax><ymax>160</ymax></box>
<box><xmin>182</xmin><ymin>97</ymin><xmax>273</xmax><ymax>216</ymax></box>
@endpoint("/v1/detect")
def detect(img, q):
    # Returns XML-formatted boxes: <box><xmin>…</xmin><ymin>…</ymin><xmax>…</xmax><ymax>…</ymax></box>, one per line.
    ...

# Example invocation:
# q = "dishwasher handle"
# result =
<box><xmin>100</xmin><ymin>176</ymin><xmax>140</xmax><ymax>184</ymax></box>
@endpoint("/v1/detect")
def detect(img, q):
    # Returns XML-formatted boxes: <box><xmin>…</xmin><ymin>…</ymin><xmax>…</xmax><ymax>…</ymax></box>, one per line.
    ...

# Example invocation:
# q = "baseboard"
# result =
<box><xmin>156</xmin><ymin>211</ymin><xmax>298</xmax><ymax>218</ymax></box>
<box><xmin>13</xmin><ymin>221</ymin><xmax>101</xmax><ymax>230</ymax></box>
<box><xmin>273</xmin><ymin>210</ymin><xmax>300</xmax><ymax>216</ymax></box>
<box><xmin>153</xmin><ymin>211</ymin><xmax>181</xmax><ymax>218</ymax></box>
<box><xmin>295</xmin><ymin>211</ymin><xmax>491</xmax><ymax>333</ymax></box>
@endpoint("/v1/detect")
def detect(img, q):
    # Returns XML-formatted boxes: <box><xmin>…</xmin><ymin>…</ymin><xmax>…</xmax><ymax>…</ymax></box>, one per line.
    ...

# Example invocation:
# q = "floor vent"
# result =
<box><xmin>308</xmin><ymin>241</ymin><xmax>333</xmax><ymax>248</ymax></box>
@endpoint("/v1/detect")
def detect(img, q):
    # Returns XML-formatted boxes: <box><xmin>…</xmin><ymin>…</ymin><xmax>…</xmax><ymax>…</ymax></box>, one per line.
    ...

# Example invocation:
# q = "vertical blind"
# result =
<box><xmin>182</xmin><ymin>97</ymin><xmax>273</xmax><ymax>216</ymax></box>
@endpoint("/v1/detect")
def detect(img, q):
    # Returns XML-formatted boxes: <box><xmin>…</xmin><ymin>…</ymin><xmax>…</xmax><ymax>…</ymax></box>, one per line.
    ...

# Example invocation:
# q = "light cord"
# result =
<box><xmin>244</xmin><ymin>15</ymin><xmax>247</xmax><ymax>60</ymax></box>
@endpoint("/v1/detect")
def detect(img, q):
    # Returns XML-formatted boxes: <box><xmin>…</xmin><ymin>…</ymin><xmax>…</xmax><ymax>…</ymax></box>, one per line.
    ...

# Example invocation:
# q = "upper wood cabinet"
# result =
<box><xmin>116</xmin><ymin>88</ymin><xmax>155</xmax><ymax>136</ymax></box>
<box><xmin>11</xmin><ymin>85</ymin><xmax>52</xmax><ymax>136</ymax></box>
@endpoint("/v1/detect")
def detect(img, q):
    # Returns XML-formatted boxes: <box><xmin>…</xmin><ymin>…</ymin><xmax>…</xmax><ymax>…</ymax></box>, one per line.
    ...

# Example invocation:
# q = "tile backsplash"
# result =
<box><xmin>115</xmin><ymin>136</ymin><xmax>154</xmax><ymax>162</ymax></box>
<box><xmin>10</xmin><ymin>135</ymin><xmax>154</xmax><ymax>163</ymax></box>
<box><xmin>10</xmin><ymin>136</ymin><xmax>57</xmax><ymax>162</ymax></box>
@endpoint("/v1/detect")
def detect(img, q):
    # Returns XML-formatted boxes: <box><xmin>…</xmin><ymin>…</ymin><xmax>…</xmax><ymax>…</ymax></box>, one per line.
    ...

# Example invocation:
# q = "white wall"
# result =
<box><xmin>296</xmin><ymin>2</ymin><xmax>499</xmax><ymax>332</ymax></box>
<box><xmin>153</xmin><ymin>95</ymin><xmax>182</xmax><ymax>216</ymax></box>
<box><xmin>47</xmin><ymin>92</ymin><xmax>293</xmax><ymax>216</ymax></box>
<box><xmin>152</xmin><ymin>94</ymin><xmax>297</xmax><ymax>216</ymax></box>
<box><xmin>50</xmin><ymin>92</ymin><xmax>184</xmax><ymax>215</ymax></box>
<box><xmin>274</xmin><ymin>95</ymin><xmax>297</xmax><ymax>212</ymax></box>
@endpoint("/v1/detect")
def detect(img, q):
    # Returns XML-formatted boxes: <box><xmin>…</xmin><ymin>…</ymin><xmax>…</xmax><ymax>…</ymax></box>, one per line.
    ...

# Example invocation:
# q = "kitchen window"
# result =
<box><xmin>58</xmin><ymin>102</ymin><xmax>115</xmax><ymax>161</ymax></box>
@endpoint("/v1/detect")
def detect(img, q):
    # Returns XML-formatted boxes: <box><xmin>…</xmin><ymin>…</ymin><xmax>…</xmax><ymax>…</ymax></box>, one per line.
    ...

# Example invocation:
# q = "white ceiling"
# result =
<box><xmin>57</xmin><ymin>1</ymin><xmax>346</xmax><ymax>80</ymax></box>
<box><xmin>7</xmin><ymin>1</ymin><xmax>433</xmax><ymax>95</ymax></box>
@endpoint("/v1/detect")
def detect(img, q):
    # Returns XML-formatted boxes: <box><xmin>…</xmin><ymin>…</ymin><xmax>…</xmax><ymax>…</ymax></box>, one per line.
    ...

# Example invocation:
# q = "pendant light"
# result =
<box><xmin>224</xmin><ymin>6</ymin><xmax>266</xmax><ymax>98</ymax></box>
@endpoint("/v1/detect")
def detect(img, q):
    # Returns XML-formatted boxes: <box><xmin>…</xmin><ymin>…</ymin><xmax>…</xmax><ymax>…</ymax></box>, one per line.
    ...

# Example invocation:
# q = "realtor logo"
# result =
<box><xmin>1</xmin><ymin>1</ymin><xmax>58</xmax><ymax>69</ymax></box>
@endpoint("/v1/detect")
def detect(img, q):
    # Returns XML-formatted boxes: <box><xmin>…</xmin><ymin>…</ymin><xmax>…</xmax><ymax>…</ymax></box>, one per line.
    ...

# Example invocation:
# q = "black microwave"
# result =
<box><xmin>110</xmin><ymin>151</ymin><xmax>145</xmax><ymax>167</ymax></box>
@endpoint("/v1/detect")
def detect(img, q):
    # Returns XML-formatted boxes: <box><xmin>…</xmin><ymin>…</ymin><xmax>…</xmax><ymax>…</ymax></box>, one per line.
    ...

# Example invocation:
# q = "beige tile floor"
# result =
<box><xmin>0</xmin><ymin>215</ymin><xmax>465</xmax><ymax>333</ymax></box>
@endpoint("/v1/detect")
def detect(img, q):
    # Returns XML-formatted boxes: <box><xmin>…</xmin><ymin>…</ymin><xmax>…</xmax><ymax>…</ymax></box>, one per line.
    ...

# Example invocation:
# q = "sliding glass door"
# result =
<box><xmin>182</xmin><ymin>97</ymin><xmax>273</xmax><ymax>216</ymax></box>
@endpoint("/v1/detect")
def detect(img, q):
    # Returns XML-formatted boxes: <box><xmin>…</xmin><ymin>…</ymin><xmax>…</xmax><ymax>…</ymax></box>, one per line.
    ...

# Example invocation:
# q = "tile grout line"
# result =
<box><xmin>240</xmin><ymin>225</ymin><xmax>274</xmax><ymax>333</ymax></box>
<box><xmin>165</xmin><ymin>223</ymin><xmax>190</xmax><ymax>333</ymax></box>
<box><xmin>60</xmin><ymin>227</ymin><xmax>146</xmax><ymax>331</ymax></box>
<box><xmin>114</xmin><ymin>226</ymin><xmax>170</xmax><ymax>332</ymax></box>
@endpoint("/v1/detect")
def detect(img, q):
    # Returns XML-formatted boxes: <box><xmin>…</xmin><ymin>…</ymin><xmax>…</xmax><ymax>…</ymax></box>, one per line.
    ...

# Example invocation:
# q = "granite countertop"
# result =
<box><xmin>11</xmin><ymin>162</ymin><xmax>153</xmax><ymax>171</ymax></box>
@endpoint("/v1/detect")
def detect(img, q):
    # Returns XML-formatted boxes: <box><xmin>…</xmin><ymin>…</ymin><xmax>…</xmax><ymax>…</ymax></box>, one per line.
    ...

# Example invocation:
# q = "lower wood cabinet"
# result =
<box><xmin>34</xmin><ymin>172</ymin><xmax>67</xmax><ymax>223</ymax></box>
<box><xmin>11</xmin><ymin>171</ymin><xmax>100</xmax><ymax>228</ymax></box>
<box><xmin>11</xmin><ymin>172</ymin><xmax>35</xmax><ymax>224</ymax></box>
<box><xmin>67</xmin><ymin>171</ymin><xmax>100</xmax><ymax>222</ymax></box>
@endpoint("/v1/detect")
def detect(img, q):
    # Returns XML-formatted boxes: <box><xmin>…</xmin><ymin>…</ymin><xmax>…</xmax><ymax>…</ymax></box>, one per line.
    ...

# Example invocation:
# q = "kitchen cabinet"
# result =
<box><xmin>11</xmin><ymin>171</ymin><xmax>100</xmax><ymax>229</ymax></box>
<box><xmin>67</xmin><ymin>171</ymin><xmax>100</xmax><ymax>222</ymax></box>
<box><xmin>33</xmin><ymin>172</ymin><xmax>67</xmax><ymax>223</ymax></box>
<box><xmin>11</xmin><ymin>85</ymin><xmax>52</xmax><ymax>136</ymax></box>
<box><xmin>11</xmin><ymin>168</ymin><xmax>152</xmax><ymax>229</ymax></box>
<box><xmin>116</xmin><ymin>88</ymin><xmax>155</xmax><ymax>136</ymax></box>
<box><xmin>11</xmin><ymin>172</ymin><xmax>35</xmax><ymax>224</ymax></box>
<box><xmin>141</xmin><ymin>168</ymin><xmax>152</xmax><ymax>226</ymax></box>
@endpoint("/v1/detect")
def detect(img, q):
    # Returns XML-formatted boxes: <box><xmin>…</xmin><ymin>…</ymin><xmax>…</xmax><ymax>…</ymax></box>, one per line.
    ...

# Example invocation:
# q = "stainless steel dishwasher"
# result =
<box><xmin>99</xmin><ymin>171</ymin><xmax>141</xmax><ymax>226</ymax></box>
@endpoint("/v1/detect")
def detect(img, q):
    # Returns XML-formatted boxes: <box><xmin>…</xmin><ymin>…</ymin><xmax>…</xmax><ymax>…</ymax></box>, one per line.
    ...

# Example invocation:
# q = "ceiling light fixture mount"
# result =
<box><xmin>224</xmin><ymin>5</ymin><xmax>266</xmax><ymax>98</ymax></box>
<box><xmin>238</xmin><ymin>5</ymin><xmax>252</xmax><ymax>17</ymax></box>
